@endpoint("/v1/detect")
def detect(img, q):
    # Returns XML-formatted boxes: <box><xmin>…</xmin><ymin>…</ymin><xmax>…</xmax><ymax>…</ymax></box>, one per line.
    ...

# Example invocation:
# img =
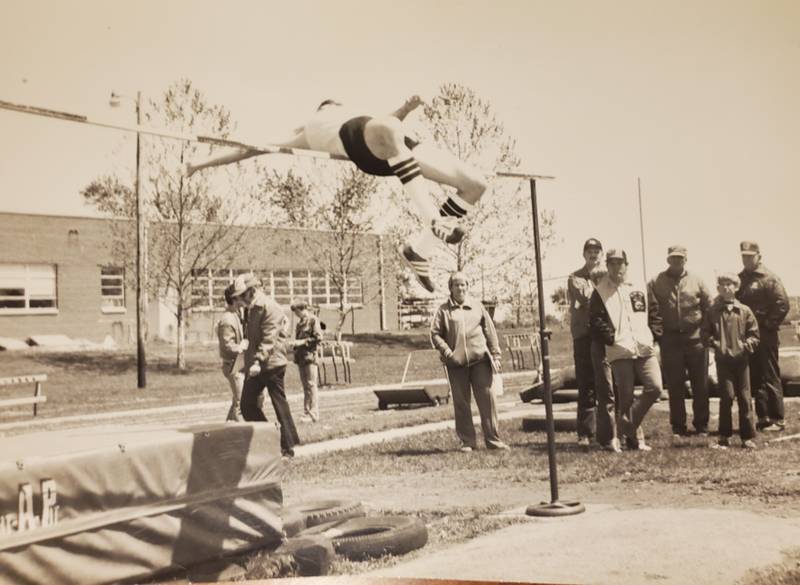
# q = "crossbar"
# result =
<box><xmin>0</xmin><ymin>396</ymin><xmax>47</xmax><ymax>408</ymax></box>
<box><xmin>0</xmin><ymin>98</ymin><xmax>553</xmax><ymax>179</ymax></box>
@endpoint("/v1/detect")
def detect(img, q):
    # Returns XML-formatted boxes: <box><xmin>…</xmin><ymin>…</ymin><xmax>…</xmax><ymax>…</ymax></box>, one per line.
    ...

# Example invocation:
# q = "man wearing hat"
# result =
<box><xmin>233</xmin><ymin>274</ymin><xmax>301</xmax><ymax>457</ymax></box>
<box><xmin>648</xmin><ymin>245</ymin><xmax>712</xmax><ymax>438</ymax></box>
<box><xmin>217</xmin><ymin>281</ymin><xmax>249</xmax><ymax>421</ymax></box>
<box><xmin>567</xmin><ymin>238</ymin><xmax>605</xmax><ymax>446</ymax></box>
<box><xmin>589</xmin><ymin>248</ymin><xmax>663</xmax><ymax>452</ymax></box>
<box><xmin>736</xmin><ymin>241</ymin><xmax>790</xmax><ymax>432</ymax></box>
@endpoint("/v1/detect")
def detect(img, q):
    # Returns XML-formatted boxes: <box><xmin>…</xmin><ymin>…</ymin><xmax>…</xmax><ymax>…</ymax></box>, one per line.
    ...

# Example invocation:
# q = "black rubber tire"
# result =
<box><xmin>300</xmin><ymin>516</ymin><xmax>428</xmax><ymax>560</ymax></box>
<box><xmin>521</xmin><ymin>413</ymin><xmax>578</xmax><ymax>433</ymax></box>
<box><xmin>285</xmin><ymin>500</ymin><xmax>365</xmax><ymax>529</ymax></box>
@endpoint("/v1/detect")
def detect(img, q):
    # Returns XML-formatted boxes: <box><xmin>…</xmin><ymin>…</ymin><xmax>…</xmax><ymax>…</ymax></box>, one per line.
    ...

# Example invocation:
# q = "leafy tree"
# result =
<box><xmin>81</xmin><ymin>79</ymin><xmax>261</xmax><ymax>370</ymax></box>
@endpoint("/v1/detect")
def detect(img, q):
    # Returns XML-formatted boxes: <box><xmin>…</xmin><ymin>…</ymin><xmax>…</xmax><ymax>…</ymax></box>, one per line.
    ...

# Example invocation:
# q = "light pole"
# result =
<box><xmin>110</xmin><ymin>91</ymin><xmax>147</xmax><ymax>388</ymax></box>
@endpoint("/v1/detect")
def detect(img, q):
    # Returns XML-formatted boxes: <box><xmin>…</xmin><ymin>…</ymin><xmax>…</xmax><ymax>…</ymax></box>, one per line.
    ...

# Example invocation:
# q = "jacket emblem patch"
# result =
<box><xmin>630</xmin><ymin>291</ymin><xmax>646</xmax><ymax>312</ymax></box>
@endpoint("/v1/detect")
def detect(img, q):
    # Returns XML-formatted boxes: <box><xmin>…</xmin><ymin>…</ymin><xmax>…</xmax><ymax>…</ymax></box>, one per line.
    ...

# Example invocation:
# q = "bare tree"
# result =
<box><xmin>81</xmin><ymin>79</ymin><xmax>261</xmax><ymax>370</ymax></box>
<box><xmin>389</xmin><ymin>82</ymin><xmax>558</xmax><ymax>302</ymax></box>
<box><xmin>260</xmin><ymin>165</ymin><xmax>379</xmax><ymax>340</ymax></box>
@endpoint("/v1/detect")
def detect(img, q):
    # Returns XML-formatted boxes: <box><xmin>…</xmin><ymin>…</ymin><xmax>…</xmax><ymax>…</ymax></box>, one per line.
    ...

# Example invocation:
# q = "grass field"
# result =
<box><xmin>0</xmin><ymin>325</ymin><xmax>573</xmax><ymax>422</ymax></box>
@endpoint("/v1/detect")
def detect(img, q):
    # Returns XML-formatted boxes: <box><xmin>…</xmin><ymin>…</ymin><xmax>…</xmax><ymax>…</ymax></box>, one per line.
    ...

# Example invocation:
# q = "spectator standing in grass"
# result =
<box><xmin>589</xmin><ymin>249</ymin><xmax>663</xmax><ymax>452</ymax></box>
<box><xmin>648</xmin><ymin>245</ymin><xmax>712</xmax><ymax>440</ymax></box>
<box><xmin>236</xmin><ymin>274</ymin><xmax>301</xmax><ymax>458</ymax></box>
<box><xmin>736</xmin><ymin>241</ymin><xmax>791</xmax><ymax>433</ymax></box>
<box><xmin>290</xmin><ymin>299</ymin><xmax>324</xmax><ymax>423</ymax></box>
<box><xmin>567</xmin><ymin>237</ymin><xmax>605</xmax><ymax>447</ymax></box>
<box><xmin>430</xmin><ymin>272</ymin><xmax>509</xmax><ymax>452</ymax></box>
<box><xmin>217</xmin><ymin>282</ymin><xmax>248</xmax><ymax>421</ymax></box>
<box><xmin>702</xmin><ymin>273</ymin><xmax>760</xmax><ymax>449</ymax></box>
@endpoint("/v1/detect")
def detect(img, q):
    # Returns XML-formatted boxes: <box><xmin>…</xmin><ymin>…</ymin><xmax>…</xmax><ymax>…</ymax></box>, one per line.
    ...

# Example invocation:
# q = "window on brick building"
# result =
<box><xmin>189</xmin><ymin>268</ymin><xmax>364</xmax><ymax>311</ymax></box>
<box><xmin>0</xmin><ymin>263</ymin><xmax>58</xmax><ymax>313</ymax></box>
<box><xmin>100</xmin><ymin>267</ymin><xmax>125</xmax><ymax>312</ymax></box>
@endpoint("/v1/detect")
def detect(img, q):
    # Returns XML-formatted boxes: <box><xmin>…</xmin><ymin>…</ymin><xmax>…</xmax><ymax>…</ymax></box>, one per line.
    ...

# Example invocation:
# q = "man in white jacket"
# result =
<box><xmin>589</xmin><ymin>249</ymin><xmax>664</xmax><ymax>452</ymax></box>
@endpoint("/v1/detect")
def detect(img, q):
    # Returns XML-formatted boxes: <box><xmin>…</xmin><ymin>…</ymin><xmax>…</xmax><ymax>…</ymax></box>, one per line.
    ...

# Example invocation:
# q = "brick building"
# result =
<box><xmin>0</xmin><ymin>212</ymin><xmax>397</xmax><ymax>344</ymax></box>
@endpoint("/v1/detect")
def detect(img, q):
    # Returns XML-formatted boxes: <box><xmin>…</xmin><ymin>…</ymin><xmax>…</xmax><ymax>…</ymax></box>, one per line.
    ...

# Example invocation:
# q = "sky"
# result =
<box><xmin>1</xmin><ymin>0</ymin><xmax>798</xmax><ymax>295</ymax></box>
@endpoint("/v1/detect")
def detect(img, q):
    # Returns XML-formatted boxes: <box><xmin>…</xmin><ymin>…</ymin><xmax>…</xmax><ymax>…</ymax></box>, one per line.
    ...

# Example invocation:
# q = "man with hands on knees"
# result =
<box><xmin>430</xmin><ymin>271</ymin><xmax>509</xmax><ymax>453</ymax></box>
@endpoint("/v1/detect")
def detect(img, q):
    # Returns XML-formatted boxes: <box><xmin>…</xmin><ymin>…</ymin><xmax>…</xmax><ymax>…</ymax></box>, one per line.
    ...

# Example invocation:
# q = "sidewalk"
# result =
<box><xmin>367</xmin><ymin>505</ymin><xmax>800</xmax><ymax>585</ymax></box>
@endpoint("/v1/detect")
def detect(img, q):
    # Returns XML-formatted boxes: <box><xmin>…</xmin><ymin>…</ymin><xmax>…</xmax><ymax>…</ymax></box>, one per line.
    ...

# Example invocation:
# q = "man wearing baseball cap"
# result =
<box><xmin>648</xmin><ymin>245</ymin><xmax>712</xmax><ymax>439</ymax></box>
<box><xmin>566</xmin><ymin>238</ymin><xmax>605</xmax><ymax>446</ymax></box>
<box><xmin>589</xmin><ymin>248</ymin><xmax>663</xmax><ymax>452</ymax></box>
<box><xmin>235</xmin><ymin>274</ymin><xmax>301</xmax><ymax>457</ymax></box>
<box><xmin>736</xmin><ymin>241</ymin><xmax>790</xmax><ymax>432</ymax></box>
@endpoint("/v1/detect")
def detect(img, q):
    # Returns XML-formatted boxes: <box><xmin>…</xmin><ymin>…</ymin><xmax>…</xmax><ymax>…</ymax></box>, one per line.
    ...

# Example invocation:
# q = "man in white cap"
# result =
<box><xmin>232</xmin><ymin>274</ymin><xmax>300</xmax><ymax>457</ymax></box>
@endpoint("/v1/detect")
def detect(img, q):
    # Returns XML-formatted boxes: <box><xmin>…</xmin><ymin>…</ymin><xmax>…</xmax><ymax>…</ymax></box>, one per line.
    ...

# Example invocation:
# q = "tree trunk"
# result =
<box><xmin>176</xmin><ymin>303</ymin><xmax>187</xmax><ymax>370</ymax></box>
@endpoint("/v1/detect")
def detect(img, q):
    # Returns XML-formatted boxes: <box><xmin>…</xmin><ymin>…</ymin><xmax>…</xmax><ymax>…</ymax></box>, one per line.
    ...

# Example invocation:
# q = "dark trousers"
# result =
<box><xmin>242</xmin><ymin>365</ymin><xmax>300</xmax><ymax>455</ymax></box>
<box><xmin>750</xmin><ymin>327</ymin><xmax>784</xmax><ymax>423</ymax></box>
<box><xmin>716</xmin><ymin>356</ymin><xmax>756</xmax><ymax>440</ymax></box>
<box><xmin>660</xmin><ymin>334</ymin><xmax>709</xmax><ymax>433</ymax></box>
<box><xmin>572</xmin><ymin>336</ymin><xmax>597</xmax><ymax>439</ymax></box>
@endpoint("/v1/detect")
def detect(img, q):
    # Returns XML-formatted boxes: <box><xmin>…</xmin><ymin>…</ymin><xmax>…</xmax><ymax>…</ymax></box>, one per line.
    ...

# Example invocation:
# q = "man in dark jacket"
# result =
<box><xmin>736</xmin><ymin>241</ymin><xmax>790</xmax><ymax>432</ymax></box>
<box><xmin>567</xmin><ymin>237</ymin><xmax>604</xmax><ymax>446</ymax></box>
<box><xmin>648</xmin><ymin>245</ymin><xmax>712</xmax><ymax>438</ymax></box>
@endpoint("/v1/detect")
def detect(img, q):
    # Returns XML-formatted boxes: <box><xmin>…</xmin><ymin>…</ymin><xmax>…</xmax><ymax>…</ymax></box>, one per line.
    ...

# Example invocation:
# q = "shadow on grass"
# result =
<box><xmin>388</xmin><ymin>447</ymin><xmax>450</xmax><ymax>456</ymax></box>
<box><xmin>30</xmin><ymin>351</ymin><xmax>216</xmax><ymax>376</ymax></box>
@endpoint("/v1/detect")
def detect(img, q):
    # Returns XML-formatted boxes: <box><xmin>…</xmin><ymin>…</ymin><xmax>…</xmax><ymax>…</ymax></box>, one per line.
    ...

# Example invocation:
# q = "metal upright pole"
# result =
<box><xmin>135</xmin><ymin>90</ymin><xmax>147</xmax><ymax>388</ymax></box>
<box><xmin>526</xmin><ymin>178</ymin><xmax>584</xmax><ymax>517</ymax></box>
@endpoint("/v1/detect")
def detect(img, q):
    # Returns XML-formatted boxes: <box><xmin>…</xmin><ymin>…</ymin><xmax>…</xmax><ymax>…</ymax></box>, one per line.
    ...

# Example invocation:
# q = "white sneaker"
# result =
<box><xmin>431</xmin><ymin>217</ymin><xmax>466</xmax><ymax>245</ymax></box>
<box><xmin>400</xmin><ymin>244</ymin><xmax>435</xmax><ymax>293</ymax></box>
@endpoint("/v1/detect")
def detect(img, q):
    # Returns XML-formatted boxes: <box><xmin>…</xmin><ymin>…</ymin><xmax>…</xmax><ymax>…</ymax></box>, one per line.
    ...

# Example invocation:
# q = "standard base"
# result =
<box><xmin>525</xmin><ymin>500</ymin><xmax>586</xmax><ymax>517</ymax></box>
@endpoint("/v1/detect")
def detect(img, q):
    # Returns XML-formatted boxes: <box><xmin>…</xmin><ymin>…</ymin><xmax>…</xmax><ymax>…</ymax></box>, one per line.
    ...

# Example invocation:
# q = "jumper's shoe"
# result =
<box><xmin>603</xmin><ymin>438</ymin><xmax>622</xmax><ymax>453</ymax></box>
<box><xmin>742</xmin><ymin>439</ymin><xmax>758</xmax><ymax>449</ymax></box>
<box><xmin>431</xmin><ymin>217</ymin><xmax>467</xmax><ymax>245</ymax></box>
<box><xmin>400</xmin><ymin>244</ymin><xmax>435</xmax><ymax>293</ymax></box>
<box><xmin>459</xmin><ymin>444</ymin><xmax>474</xmax><ymax>453</ymax></box>
<box><xmin>629</xmin><ymin>439</ymin><xmax>652</xmax><ymax>452</ymax></box>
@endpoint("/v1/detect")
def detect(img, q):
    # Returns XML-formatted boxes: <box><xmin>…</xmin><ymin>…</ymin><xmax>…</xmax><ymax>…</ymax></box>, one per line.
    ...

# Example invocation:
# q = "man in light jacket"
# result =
<box><xmin>589</xmin><ymin>249</ymin><xmax>663</xmax><ymax>452</ymax></box>
<box><xmin>236</xmin><ymin>274</ymin><xmax>300</xmax><ymax>458</ymax></box>
<box><xmin>430</xmin><ymin>272</ymin><xmax>509</xmax><ymax>453</ymax></box>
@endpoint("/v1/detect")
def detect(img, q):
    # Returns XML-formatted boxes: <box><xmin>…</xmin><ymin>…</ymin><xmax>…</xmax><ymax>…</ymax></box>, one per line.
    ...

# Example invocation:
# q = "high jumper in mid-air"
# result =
<box><xmin>185</xmin><ymin>95</ymin><xmax>487</xmax><ymax>293</ymax></box>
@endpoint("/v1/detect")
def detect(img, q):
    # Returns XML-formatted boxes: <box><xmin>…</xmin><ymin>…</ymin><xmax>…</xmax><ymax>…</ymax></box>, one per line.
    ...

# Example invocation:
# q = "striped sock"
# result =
<box><xmin>439</xmin><ymin>194</ymin><xmax>473</xmax><ymax>219</ymax></box>
<box><xmin>389</xmin><ymin>155</ymin><xmax>437</xmax><ymax>223</ymax></box>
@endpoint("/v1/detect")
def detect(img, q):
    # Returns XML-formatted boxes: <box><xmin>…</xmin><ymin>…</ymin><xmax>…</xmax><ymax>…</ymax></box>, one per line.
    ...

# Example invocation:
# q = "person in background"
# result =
<box><xmin>736</xmin><ymin>241</ymin><xmax>790</xmax><ymax>433</ymax></box>
<box><xmin>648</xmin><ymin>245</ymin><xmax>712</xmax><ymax>439</ymax></box>
<box><xmin>702</xmin><ymin>273</ymin><xmax>760</xmax><ymax>449</ymax></box>
<box><xmin>590</xmin><ymin>248</ymin><xmax>663</xmax><ymax>452</ymax></box>
<box><xmin>567</xmin><ymin>237</ymin><xmax>604</xmax><ymax>447</ymax></box>
<box><xmin>217</xmin><ymin>282</ymin><xmax>248</xmax><ymax>422</ymax></box>
<box><xmin>290</xmin><ymin>299</ymin><xmax>324</xmax><ymax>423</ymax></box>
<box><xmin>430</xmin><ymin>272</ymin><xmax>509</xmax><ymax>453</ymax></box>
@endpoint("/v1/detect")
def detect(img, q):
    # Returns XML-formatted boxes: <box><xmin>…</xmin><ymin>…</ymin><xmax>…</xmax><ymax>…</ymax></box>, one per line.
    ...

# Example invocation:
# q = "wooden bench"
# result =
<box><xmin>0</xmin><ymin>374</ymin><xmax>47</xmax><ymax>416</ymax></box>
<box><xmin>504</xmin><ymin>333</ymin><xmax>541</xmax><ymax>371</ymax></box>
<box><xmin>316</xmin><ymin>341</ymin><xmax>354</xmax><ymax>385</ymax></box>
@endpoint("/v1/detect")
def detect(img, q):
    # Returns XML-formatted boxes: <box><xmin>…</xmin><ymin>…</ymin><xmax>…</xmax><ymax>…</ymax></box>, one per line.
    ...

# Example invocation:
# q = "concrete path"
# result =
<box><xmin>368</xmin><ymin>505</ymin><xmax>800</xmax><ymax>584</ymax></box>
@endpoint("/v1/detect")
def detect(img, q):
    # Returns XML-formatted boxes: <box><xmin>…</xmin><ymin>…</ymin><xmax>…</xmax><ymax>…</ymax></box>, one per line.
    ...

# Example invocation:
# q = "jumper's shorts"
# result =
<box><xmin>339</xmin><ymin>116</ymin><xmax>419</xmax><ymax>177</ymax></box>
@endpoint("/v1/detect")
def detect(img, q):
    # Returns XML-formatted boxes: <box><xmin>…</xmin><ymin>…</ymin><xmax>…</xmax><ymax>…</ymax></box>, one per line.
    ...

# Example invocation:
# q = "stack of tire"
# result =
<box><xmin>278</xmin><ymin>499</ymin><xmax>428</xmax><ymax>576</ymax></box>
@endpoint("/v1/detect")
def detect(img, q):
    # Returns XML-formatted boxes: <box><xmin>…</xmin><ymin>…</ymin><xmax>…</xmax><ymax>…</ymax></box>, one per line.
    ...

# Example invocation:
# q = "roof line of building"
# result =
<box><xmin>0</xmin><ymin>210</ymin><xmax>381</xmax><ymax>237</ymax></box>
